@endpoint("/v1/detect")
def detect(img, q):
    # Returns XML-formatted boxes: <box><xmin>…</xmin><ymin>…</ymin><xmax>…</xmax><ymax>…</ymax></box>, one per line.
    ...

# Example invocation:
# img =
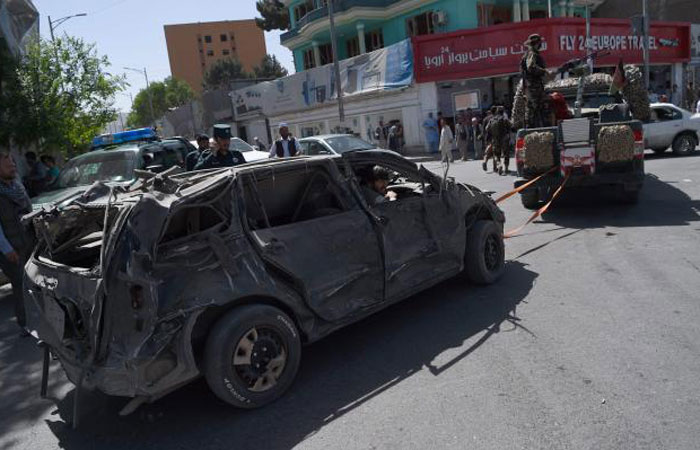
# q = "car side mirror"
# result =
<box><xmin>146</xmin><ymin>164</ymin><xmax>165</xmax><ymax>173</ymax></box>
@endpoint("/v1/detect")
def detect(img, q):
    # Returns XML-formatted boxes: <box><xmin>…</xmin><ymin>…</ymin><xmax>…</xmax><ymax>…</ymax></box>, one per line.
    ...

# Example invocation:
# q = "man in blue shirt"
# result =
<box><xmin>422</xmin><ymin>112</ymin><xmax>439</xmax><ymax>154</ymax></box>
<box><xmin>0</xmin><ymin>151</ymin><xmax>33</xmax><ymax>334</ymax></box>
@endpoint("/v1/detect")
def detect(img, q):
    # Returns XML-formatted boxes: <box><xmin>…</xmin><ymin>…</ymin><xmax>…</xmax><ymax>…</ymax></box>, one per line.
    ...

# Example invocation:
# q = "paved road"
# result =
<box><xmin>1</xmin><ymin>152</ymin><xmax>699</xmax><ymax>450</ymax></box>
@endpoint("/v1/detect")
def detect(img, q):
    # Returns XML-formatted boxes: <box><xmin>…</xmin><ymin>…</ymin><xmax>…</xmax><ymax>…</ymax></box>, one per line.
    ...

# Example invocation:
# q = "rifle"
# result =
<box><xmin>556</xmin><ymin>48</ymin><xmax>612</xmax><ymax>76</ymax></box>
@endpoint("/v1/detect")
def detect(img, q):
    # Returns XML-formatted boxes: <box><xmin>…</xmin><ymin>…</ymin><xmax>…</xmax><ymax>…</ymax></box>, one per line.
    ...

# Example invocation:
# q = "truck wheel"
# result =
<box><xmin>520</xmin><ymin>190</ymin><xmax>540</xmax><ymax>210</ymax></box>
<box><xmin>672</xmin><ymin>134</ymin><xmax>696</xmax><ymax>156</ymax></box>
<box><xmin>464</xmin><ymin>220</ymin><xmax>505</xmax><ymax>285</ymax></box>
<box><xmin>204</xmin><ymin>304</ymin><xmax>301</xmax><ymax>409</ymax></box>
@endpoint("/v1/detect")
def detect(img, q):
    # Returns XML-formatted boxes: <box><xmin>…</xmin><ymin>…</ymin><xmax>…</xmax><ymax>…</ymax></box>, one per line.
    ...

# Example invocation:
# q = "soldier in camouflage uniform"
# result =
<box><xmin>486</xmin><ymin>106</ymin><xmax>512</xmax><ymax>175</ymax></box>
<box><xmin>520</xmin><ymin>34</ymin><xmax>549</xmax><ymax>128</ymax></box>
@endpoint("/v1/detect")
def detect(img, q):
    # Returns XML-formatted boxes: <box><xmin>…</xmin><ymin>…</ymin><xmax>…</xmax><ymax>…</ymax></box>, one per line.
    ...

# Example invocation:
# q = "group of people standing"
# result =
<box><xmin>423</xmin><ymin>107</ymin><xmax>514</xmax><ymax>175</ymax></box>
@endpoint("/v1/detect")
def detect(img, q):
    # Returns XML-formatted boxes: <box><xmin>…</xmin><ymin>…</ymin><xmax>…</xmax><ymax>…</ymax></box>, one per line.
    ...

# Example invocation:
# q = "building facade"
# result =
<box><xmin>281</xmin><ymin>0</ymin><xmax>595</xmax><ymax>73</ymax></box>
<box><xmin>164</xmin><ymin>20</ymin><xmax>266</xmax><ymax>93</ymax></box>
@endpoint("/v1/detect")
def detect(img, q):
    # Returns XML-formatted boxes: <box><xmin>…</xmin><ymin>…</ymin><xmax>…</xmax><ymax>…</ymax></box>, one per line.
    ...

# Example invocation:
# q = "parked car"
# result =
<box><xmin>230</xmin><ymin>137</ymin><xmax>268</xmax><ymax>162</ymax></box>
<box><xmin>33</xmin><ymin>129</ymin><xmax>194</xmax><ymax>208</ymax></box>
<box><xmin>643</xmin><ymin>103</ymin><xmax>700</xmax><ymax>155</ymax></box>
<box><xmin>25</xmin><ymin>150</ymin><xmax>505</xmax><ymax>413</ymax></box>
<box><xmin>298</xmin><ymin>134</ymin><xmax>377</xmax><ymax>155</ymax></box>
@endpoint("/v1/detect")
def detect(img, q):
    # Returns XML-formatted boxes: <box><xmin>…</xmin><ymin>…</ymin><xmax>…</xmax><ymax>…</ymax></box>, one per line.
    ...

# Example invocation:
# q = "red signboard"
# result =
<box><xmin>413</xmin><ymin>18</ymin><xmax>691</xmax><ymax>83</ymax></box>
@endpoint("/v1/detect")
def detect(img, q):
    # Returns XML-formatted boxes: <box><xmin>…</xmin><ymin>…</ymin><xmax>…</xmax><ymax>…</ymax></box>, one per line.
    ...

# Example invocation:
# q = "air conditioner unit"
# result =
<box><xmin>432</xmin><ymin>10</ymin><xmax>447</xmax><ymax>27</ymax></box>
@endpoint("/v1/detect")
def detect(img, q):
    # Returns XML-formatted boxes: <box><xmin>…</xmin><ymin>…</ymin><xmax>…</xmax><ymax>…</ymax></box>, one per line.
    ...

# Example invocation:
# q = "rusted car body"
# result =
<box><xmin>24</xmin><ymin>151</ymin><xmax>504</xmax><ymax>411</ymax></box>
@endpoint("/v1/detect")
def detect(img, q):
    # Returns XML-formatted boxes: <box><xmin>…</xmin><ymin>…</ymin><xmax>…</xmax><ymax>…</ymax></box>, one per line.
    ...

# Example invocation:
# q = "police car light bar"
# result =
<box><xmin>91</xmin><ymin>128</ymin><xmax>157</xmax><ymax>149</ymax></box>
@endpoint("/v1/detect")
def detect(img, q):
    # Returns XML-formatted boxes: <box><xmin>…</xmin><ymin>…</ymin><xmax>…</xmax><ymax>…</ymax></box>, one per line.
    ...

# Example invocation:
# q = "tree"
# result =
<box><xmin>253</xmin><ymin>54</ymin><xmax>289</xmax><ymax>79</ymax></box>
<box><xmin>126</xmin><ymin>77</ymin><xmax>195</xmax><ymax>128</ymax></box>
<box><xmin>255</xmin><ymin>0</ymin><xmax>290</xmax><ymax>31</ymax></box>
<box><xmin>202</xmin><ymin>58</ymin><xmax>251</xmax><ymax>91</ymax></box>
<box><xmin>2</xmin><ymin>35</ymin><xmax>126</xmax><ymax>155</ymax></box>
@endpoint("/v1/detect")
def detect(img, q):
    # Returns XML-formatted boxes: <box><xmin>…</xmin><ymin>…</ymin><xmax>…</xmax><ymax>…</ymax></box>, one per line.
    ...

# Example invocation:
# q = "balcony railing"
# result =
<box><xmin>281</xmin><ymin>0</ymin><xmax>404</xmax><ymax>43</ymax></box>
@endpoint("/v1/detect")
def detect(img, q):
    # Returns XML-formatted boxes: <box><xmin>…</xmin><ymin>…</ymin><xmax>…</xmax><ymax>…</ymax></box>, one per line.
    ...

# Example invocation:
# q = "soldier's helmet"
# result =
<box><xmin>524</xmin><ymin>34</ymin><xmax>543</xmax><ymax>47</ymax></box>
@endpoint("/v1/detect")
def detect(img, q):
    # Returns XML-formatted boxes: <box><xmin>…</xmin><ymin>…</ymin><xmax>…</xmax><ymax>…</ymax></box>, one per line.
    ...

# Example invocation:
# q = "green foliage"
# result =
<box><xmin>2</xmin><ymin>35</ymin><xmax>126</xmax><ymax>155</ymax></box>
<box><xmin>253</xmin><ymin>54</ymin><xmax>289</xmax><ymax>79</ymax></box>
<box><xmin>255</xmin><ymin>0</ymin><xmax>290</xmax><ymax>31</ymax></box>
<box><xmin>202</xmin><ymin>58</ymin><xmax>251</xmax><ymax>91</ymax></box>
<box><xmin>126</xmin><ymin>77</ymin><xmax>195</xmax><ymax>128</ymax></box>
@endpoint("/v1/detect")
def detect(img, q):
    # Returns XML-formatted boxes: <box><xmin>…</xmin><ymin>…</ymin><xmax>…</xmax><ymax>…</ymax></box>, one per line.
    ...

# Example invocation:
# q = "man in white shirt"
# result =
<box><xmin>269</xmin><ymin>122</ymin><xmax>298</xmax><ymax>158</ymax></box>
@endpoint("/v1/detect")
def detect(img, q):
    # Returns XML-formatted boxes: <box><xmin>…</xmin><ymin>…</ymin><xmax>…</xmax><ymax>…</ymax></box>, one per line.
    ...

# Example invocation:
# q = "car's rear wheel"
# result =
<box><xmin>672</xmin><ymin>134</ymin><xmax>696</xmax><ymax>156</ymax></box>
<box><xmin>463</xmin><ymin>220</ymin><xmax>505</xmax><ymax>285</ymax></box>
<box><xmin>204</xmin><ymin>304</ymin><xmax>301</xmax><ymax>408</ymax></box>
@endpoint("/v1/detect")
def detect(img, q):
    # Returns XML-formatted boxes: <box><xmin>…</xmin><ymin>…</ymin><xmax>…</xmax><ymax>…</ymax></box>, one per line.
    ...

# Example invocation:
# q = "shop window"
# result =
<box><xmin>220</xmin><ymin>33</ymin><xmax>228</xmax><ymax>42</ymax></box>
<box><xmin>319</xmin><ymin>43</ymin><xmax>333</xmax><ymax>65</ymax></box>
<box><xmin>366</xmin><ymin>29</ymin><xmax>384</xmax><ymax>52</ymax></box>
<box><xmin>204</xmin><ymin>35</ymin><xmax>212</xmax><ymax>43</ymax></box>
<box><xmin>293</xmin><ymin>0</ymin><xmax>315</xmax><ymax>23</ymax></box>
<box><xmin>406</xmin><ymin>12</ymin><xmax>434</xmax><ymax>37</ymax></box>
<box><xmin>303</xmin><ymin>48</ymin><xmax>315</xmax><ymax>70</ymax></box>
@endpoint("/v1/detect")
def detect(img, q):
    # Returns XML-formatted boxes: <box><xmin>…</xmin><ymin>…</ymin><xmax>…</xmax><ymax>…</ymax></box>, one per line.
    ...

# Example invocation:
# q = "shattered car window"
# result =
<box><xmin>52</xmin><ymin>151</ymin><xmax>137</xmax><ymax>190</ymax></box>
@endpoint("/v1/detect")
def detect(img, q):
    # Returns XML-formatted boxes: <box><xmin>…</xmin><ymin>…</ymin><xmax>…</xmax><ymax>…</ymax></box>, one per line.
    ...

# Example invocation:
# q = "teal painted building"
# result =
<box><xmin>281</xmin><ymin>0</ymin><xmax>590</xmax><ymax>73</ymax></box>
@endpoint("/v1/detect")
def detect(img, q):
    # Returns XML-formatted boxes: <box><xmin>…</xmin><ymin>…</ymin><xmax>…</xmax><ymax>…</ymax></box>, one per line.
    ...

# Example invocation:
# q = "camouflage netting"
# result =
<box><xmin>596</xmin><ymin>125</ymin><xmax>635</xmax><ymax>163</ymax></box>
<box><xmin>523</xmin><ymin>131</ymin><xmax>555</xmax><ymax>170</ymax></box>
<box><xmin>621</xmin><ymin>65</ymin><xmax>651</xmax><ymax>122</ymax></box>
<box><xmin>545</xmin><ymin>73</ymin><xmax>613</xmax><ymax>92</ymax></box>
<box><xmin>512</xmin><ymin>80</ymin><xmax>527</xmax><ymax>130</ymax></box>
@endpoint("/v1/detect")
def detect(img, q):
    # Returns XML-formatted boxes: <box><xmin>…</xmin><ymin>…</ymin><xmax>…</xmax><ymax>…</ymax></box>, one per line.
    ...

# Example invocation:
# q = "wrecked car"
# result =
<box><xmin>24</xmin><ymin>150</ymin><xmax>505</xmax><ymax>413</ymax></box>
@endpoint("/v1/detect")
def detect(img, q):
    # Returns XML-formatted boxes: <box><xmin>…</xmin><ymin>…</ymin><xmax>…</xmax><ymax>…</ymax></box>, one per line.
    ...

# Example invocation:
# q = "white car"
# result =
<box><xmin>643</xmin><ymin>103</ymin><xmax>700</xmax><ymax>156</ymax></box>
<box><xmin>229</xmin><ymin>137</ymin><xmax>268</xmax><ymax>162</ymax></box>
<box><xmin>297</xmin><ymin>134</ymin><xmax>380</xmax><ymax>155</ymax></box>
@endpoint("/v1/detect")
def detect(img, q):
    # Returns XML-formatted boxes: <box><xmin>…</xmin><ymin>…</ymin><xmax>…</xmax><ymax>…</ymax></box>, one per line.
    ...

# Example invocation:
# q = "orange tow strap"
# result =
<box><xmin>504</xmin><ymin>172</ymin><xmax>570</xmax><ymax>239</ymax></box>
<box><xmin>495</xmin><ymin>166</ymin><xmax>558</xmax><ymax>204</ymax></box>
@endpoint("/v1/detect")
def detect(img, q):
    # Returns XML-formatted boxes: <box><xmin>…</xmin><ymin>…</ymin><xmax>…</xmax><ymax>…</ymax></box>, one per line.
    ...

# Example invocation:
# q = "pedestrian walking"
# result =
<box><xmin>486</xmin><ymin>106</ymin><xmax>512</xmax><ymax>175</ymax></box>
<box><xmin>194</xmin><ymin>125</ymin><xmax>245</xmax><ymax>169</ymax></box>
<box><xmin>482</xmin><ymin>106</ymin><xmax>497</xmax><ymax>171</ymax></box>
<box><xmin>439</xmin><ymin>118</ymin><xmax>455</xmax><ymax>163</ymax></box>
<box><xmin>422</xmin><ymin>113</ymin><xmax>439</xmax><ymax>154</ymax></box>
<box><xmin>456</xmin><ymin>117</ymin><xmax>469</xmax><ymax>161</ymax></box>
<box><xmin>0</xmin><ymin>151</ymin><xmax>34</xmax><ymax>334</ymax></box>
<box><xmin>268</xmin><ymin>122</ymin><xmax>299</xmax><ymax>158</ymax></box>
<box><xmin>471</xmin><ymin>117</ymin><xmax>483</xmax><ymax>160</ymax></box>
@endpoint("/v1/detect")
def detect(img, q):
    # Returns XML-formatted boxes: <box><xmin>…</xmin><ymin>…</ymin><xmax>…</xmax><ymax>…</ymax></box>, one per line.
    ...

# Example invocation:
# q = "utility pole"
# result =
<box><xmin>642</xmin><ymin>0</ymin><xmax>650</xmax><ymax>90</ymax></box>
<box><xmin>125</xmin><ymin>67</ymin><xmax>156</xmax><ymax>127</ymax></box>
<box><xmin>48</xmin><ymin>13</ymin><xmax>87</xmax><ymax>42</ymax></box>
<box><xmin>328</xmin><ymin>0</ymin><xmax>345</xmax><ymax>124</ymax></box>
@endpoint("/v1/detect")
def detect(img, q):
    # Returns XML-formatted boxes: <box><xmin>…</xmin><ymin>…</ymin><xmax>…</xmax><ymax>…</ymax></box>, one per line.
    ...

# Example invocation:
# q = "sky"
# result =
<box><xmin>33</xmin><ymin>0</ymin><xmax>295</xmax><ymax>112</ymax></box>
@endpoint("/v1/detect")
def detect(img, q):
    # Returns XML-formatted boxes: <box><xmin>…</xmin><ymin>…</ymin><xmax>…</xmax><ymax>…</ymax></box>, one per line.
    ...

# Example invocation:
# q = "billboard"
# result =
<box><xmin>233</xmin><ymin>38</ymin><xmax>413</xmax><ymax>119</ymax></box>
<box><xmin>413</xmin><ymin>18</ymin><xmax>691</xmax><ymax>83</ymax></box>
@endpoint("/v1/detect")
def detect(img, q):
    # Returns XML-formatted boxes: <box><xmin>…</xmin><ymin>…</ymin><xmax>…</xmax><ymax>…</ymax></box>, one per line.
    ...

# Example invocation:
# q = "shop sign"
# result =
<box><xmin>413</xmin><ymin>18</ymin><xmax>691</xmax><ymax>83</ymax></box>
<box><xmin>233</xmin><ymin>39</ymin><xmax>413</xmax><ymax>119</ymax></box>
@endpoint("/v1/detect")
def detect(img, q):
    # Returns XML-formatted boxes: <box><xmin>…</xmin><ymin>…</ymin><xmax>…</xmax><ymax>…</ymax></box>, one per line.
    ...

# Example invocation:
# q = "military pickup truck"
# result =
<box><xmin>513</xmin><ymin>73</ymin><xmax>646</xmax><ymax>209</ymax></box>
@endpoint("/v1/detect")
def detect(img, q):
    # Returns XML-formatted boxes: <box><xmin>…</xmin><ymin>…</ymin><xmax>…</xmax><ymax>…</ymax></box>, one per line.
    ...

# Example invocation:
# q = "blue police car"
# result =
<box><xmin>32</xmin><ymin>128</ymin><xmax>196</xmax><ymax>207</ymax></box>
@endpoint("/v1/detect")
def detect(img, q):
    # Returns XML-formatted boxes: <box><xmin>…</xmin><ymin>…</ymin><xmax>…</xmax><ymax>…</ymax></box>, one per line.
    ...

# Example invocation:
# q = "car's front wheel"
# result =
<box><xmin>463</xmin><ymin>220</ymin><xmax>505</xmax><ymax>285</ymax></box>
<box><xmin>672</xmin><ymin>133</ymin><xmax>697</xmax><ymax>156</ymax></box>
<box><xmin>204</xmin><ymin>304</ymin><xmax>301</xmax><ymax>408</ymax></box>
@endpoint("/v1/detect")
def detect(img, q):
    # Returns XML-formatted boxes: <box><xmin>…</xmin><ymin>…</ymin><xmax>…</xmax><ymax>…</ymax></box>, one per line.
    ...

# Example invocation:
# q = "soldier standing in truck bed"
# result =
<box><xmin>521</xmin><ymin>33</ymin><xmax>549</xmax><ymax>128</ymax></box>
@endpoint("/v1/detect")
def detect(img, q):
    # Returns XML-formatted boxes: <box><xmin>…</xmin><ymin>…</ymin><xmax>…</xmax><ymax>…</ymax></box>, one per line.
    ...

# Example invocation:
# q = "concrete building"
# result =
<box><xmin>281</xmin><ymin>0</ymin><xmax>600</xmax><ymax>73</ymax></box>
<box><xmin>164</xmin><ymin>20</ymin><xmax>266</xmax><ymax>93</ymax></box>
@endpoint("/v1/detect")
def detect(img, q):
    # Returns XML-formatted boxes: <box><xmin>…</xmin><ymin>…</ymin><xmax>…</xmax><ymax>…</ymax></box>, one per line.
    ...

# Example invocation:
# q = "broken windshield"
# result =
<box><xmin>50</xmin><ymin>151</ymin><xmax>137</xmax><ymax>191</ymax></box>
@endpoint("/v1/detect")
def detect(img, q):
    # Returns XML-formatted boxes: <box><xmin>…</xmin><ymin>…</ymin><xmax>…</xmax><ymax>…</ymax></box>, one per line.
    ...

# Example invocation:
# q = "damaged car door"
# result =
<box><xmin>242</xmin><ymin>162</ymin><xmax>384</xmax><ymax>322</ymax></box>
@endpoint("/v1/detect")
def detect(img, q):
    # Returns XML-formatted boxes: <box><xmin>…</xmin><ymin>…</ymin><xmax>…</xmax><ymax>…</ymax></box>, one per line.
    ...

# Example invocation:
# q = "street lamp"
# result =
<box><xmin>124</xmin><ymin>66</ymin><xmax>156</xmax><ymax>127</ymax></box>
<box><xmin>48</xmin><ymin>13</ymin><xmax>87</xmax><ymax>41</ymax></box>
